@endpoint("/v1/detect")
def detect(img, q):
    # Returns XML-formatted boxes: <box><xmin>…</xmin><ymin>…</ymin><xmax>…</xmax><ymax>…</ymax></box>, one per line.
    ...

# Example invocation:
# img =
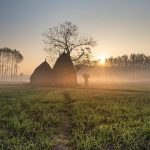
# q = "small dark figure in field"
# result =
<box><xmin>83</xmin><ymin>73</ymin><xmax>90</xmax><ymax>88</ymax></box>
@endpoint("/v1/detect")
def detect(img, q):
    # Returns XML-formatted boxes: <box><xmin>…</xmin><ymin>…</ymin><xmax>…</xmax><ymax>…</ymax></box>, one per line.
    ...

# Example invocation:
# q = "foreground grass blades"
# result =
<box><xmin>71</xmin><ymin>95</ymin><xmax>150</xmax><ymax>149</ymax></box>
<box><xmin>0</xmin><ymin>85</ymin><xmax>149</xmax><ymax>150</ymax></box>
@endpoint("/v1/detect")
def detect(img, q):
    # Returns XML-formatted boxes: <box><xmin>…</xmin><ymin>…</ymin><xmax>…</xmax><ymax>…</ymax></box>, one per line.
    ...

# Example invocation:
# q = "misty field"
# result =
<box><xmin>0</xmin><ymin>85</ymin><xmax>150</xmax><ymax>150</ymax></box>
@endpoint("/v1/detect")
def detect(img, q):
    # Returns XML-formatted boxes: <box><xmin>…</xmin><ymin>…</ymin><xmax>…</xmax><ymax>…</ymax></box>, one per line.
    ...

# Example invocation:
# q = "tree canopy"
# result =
<box><xmin>0</xmin><ymin>47</ymin><xmax>23</xmax><ymax>80</ymax></box>
<box><xmin>43</xmin><ymin>21</ymin><xmax>96</xmax><ymax>62</ymax></box>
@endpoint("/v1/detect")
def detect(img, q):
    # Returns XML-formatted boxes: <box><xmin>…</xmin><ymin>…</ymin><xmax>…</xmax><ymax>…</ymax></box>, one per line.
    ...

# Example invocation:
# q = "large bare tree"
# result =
<box><xmin>43</xmin><ymin>21</ymin><xmax>96</xmax><ymax>62</ymax></box>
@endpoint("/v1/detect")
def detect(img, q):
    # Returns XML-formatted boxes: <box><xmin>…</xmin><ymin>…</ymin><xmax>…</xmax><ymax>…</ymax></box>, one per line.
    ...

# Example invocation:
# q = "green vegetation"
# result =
<box><xmin>0</xmin><ymin>85</ymin><xmax>149</xmax><ymax>150</ymax></box>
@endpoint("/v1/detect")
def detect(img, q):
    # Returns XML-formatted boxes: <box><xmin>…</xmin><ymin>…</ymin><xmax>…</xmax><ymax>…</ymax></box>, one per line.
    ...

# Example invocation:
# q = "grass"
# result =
<box><xmin>0</xmin><ymin>85</ymin><xmax>149</xmax><ymax>150</ymax></box>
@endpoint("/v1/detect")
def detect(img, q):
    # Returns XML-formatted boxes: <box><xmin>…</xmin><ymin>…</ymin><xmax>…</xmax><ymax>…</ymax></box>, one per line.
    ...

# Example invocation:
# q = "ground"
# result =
<box><xmin>0</xmin><ymin>84</ymin><xmax>149</xmax><ymax>150</ymax></box>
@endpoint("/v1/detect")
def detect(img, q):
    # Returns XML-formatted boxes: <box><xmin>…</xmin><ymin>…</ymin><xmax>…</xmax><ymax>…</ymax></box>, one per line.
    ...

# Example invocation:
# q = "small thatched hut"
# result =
<box><xmin>53</xmin><ymin>53</ymin><xmax>77</xmax><ymax>86</ymax></box>
<box><xmin>30</xmin><ymin>60</ymin><xmax>53</xmax><ymax>85</ymax></box>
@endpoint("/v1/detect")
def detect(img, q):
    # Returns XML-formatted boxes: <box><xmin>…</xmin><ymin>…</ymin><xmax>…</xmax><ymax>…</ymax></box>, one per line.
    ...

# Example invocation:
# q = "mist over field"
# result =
<box><xmin>0</xmin><ymin>0</ymin><xmax>150</xmax><ymax>149</ymax></box>
<box><xmin>1</xmin><ymin>69</ymin><xmax>150</xmax><ymax>86</ymax></box>
<box><xmin>78</xmin><ymin>68</ymin><xmax>150</xmax><ymax>84</ymax></box>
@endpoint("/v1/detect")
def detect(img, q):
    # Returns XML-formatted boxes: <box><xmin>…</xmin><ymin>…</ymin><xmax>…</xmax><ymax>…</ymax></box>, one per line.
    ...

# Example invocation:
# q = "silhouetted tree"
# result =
<box><xmin>43</xmin><ymin>21</ymin><xmax>96</xmax><ymax>62</ymax></box>
<box><xmin>0</xmin><ymin>48</ymin><xmax>23</xmax><ymax>80</ymax></box>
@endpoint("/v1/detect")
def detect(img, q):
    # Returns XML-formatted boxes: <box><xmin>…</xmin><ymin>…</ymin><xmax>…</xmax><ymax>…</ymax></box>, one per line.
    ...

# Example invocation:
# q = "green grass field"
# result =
<box><xmin>0</xmin><ymin>85</ymin><xmax>149</xmax><ymax>150</ymax></box>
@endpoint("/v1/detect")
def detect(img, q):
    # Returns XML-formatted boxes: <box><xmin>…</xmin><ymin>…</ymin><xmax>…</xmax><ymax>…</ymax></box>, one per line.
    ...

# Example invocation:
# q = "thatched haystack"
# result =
<box><xmin>53</xmin><ymin>53</ymin><xmax>77</xmax><ymax>87</ymax></box>
<box><xmin>30</xmin><ymin>60</ymin><xmax>53</xmax><ymax>85</ymax></box>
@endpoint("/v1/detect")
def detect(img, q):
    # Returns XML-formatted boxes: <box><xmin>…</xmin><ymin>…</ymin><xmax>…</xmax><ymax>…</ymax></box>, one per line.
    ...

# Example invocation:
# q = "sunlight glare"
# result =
<box><xmin>99</xmin><ymin>55</ymin><xmax>106</xmax><ymax>65</ymax></box>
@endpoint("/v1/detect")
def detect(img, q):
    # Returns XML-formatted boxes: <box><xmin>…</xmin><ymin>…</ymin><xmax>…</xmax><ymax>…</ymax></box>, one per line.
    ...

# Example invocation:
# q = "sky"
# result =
<box><xmin>0</xmin><ymin>0</ymin><xmax>150</xmax><ymax>75</ymax></box>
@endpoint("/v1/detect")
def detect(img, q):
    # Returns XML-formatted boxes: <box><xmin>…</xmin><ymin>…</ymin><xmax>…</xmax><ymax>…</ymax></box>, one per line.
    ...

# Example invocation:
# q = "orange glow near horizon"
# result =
<box><xmin>98</xmin><ymin>55</ymin><xmax>106</xmax><ymax>65</ymax></box>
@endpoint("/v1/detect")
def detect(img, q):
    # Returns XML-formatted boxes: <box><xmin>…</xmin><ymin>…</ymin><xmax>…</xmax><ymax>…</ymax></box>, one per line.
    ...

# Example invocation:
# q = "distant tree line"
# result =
<box><xmin>76</xmin><ymin>53</ymin><xmax>150</xmax><ymax>70</ymax></box>
<box><xmin>0</xmin><ymin>47</ymin><xmax>23</xmax><ymax>80</ymax></box>
<box><xmin>105</xmin><ymin>53</ymin><xmax>150</xmax><ymax>70</ymax></box>
<box><xmin>76</xmin><ymin>53</ymin><xmax>150</xmax><ymax>83</ymax></box>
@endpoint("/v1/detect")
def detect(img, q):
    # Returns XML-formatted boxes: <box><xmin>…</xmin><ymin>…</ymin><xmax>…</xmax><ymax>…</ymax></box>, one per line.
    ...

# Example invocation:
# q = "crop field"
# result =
<box><xmin>0</xmin><ymin>84</ymin><xmax>150</xmax><ymax>150</ymax></box>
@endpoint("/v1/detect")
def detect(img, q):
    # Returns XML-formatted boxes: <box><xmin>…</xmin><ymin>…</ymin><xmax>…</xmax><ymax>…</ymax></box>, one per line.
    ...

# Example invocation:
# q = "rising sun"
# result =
<box><xmin>99</xmin><ymin>55</ymin><xmax>106</xmax><ymax>65</ymax></box>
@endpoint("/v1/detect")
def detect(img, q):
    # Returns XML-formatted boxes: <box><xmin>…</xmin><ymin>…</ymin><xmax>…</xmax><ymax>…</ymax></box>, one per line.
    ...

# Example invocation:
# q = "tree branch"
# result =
<box><xmin>43</xmin><ymin>21</ymin><xmax>96</xmax><ymax>62</ymax></box>
<box><xmin>70</xmin><ymin>39</ymin><xmax>96</xmax><ymax>52</ymax></box>
<box><xmin>43</xmin><ymin>33</ymin><xmax>66</xmax><ymax>46</ymax></box>
<box><xmin>72</xmin><ymin>51</ymin><xmax>85</xmax><ymax>61</ymax></box>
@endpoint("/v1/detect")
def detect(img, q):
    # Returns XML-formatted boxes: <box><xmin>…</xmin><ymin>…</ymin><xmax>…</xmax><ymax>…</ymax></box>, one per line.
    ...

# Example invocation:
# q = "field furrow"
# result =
<box><xmin>0</xmin><ymin>86</ymin><xmax>149</xmax><ymax>150</ymax></box>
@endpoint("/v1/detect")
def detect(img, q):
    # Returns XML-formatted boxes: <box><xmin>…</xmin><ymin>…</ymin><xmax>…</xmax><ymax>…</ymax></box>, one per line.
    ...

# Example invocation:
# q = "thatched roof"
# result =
<box><xmin>30</xmin><ymin>60</ymin><xmax>53</xmax><ymax>85</ymax></box>
<box><xmin>53</xmin><ymin>53</ymin><xmax>77</xmax><ymax>86</ymax></box>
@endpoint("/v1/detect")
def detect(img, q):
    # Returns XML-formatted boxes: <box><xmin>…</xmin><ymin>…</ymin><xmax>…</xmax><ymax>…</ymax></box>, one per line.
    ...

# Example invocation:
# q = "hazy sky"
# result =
<box><xmin>0</xmin><ymin>0</ymin><xmax>150</xmax><ymax>74</ymax></box>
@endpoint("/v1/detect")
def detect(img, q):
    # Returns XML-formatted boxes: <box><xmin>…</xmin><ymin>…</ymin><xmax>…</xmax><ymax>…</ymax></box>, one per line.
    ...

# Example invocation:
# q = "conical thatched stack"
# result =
<box><xmin>30</xmin><ymin>60</ymin><xmax>53</xmax><ymax>86</ymax></box>
<box><xmin>53</xmin><ymin>53</ymin><xmax>77</xmax><ymax>87</ymax></box>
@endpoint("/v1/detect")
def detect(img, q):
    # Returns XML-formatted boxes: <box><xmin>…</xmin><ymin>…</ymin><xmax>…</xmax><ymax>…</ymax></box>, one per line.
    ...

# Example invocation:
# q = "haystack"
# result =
<box><xmin>53</xmin><ymin>53</ymin><xmax>77</xmax><ymax>86</ymax></box>
<box><xmin>30</xmin><ymin>60</ymin><xmax>53</xmax><ymax>85</ymax></box>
